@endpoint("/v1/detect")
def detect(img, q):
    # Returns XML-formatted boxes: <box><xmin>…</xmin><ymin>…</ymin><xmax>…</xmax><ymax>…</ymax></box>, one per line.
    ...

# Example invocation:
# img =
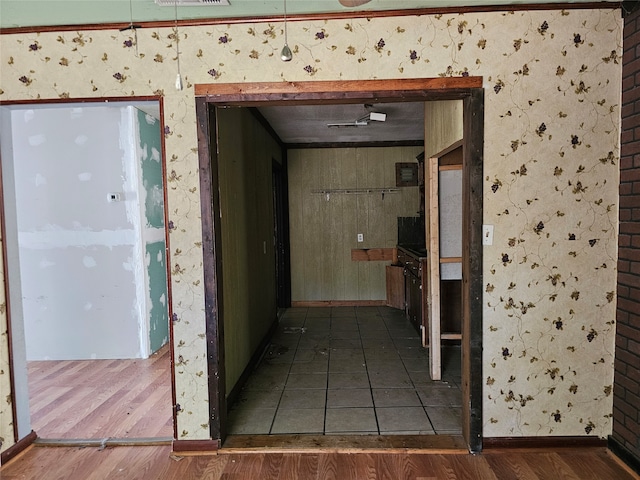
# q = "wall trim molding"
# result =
<box><xmin>0</xmin><ymin>3</ymin><xmax>620</xmax><ymax>36</ymax></box>
<box><xmin>0</xmin><ymin>430</ymin><xmax>37</xmax><ymax>465</ymax></box>
<box><xmin>608</xmin><ymin>435</ymin><xmax>640</xmax><ymax>475</ymax></box>
<box><xmin>171</xmin><ymin>439</ymin><xmax>220</xmax><ymax>455</ymax></box>
<box><xmin>483</xmin><ymin>436</ymin><xmax>607</xmax><ymax>449</ymax></box>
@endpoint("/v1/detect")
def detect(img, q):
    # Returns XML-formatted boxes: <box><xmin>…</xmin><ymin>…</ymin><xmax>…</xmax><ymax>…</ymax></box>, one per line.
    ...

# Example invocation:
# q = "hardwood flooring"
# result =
<box><xmin>27</xmin><ymin>344</ymin><xmax>173</xmax><ymax>439</ymax></box>
<box><xmin>2</xmin><ymin>445</ymin><xmax>638</xmax><ymax>479</ymax></box>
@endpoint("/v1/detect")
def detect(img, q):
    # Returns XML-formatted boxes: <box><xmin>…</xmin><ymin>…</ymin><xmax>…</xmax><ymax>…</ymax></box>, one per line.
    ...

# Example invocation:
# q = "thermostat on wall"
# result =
<box><xmin>107</xmin><ymin>192</ymin><xmax>123</xmax><ymax>202</ymax></box>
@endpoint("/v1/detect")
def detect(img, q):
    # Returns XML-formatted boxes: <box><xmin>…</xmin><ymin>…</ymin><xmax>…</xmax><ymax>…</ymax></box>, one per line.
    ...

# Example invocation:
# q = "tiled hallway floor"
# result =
<box><xmin>228</xmin><ymin>306</ymin><xmax>462</xmax><ymax>435</ymax></box>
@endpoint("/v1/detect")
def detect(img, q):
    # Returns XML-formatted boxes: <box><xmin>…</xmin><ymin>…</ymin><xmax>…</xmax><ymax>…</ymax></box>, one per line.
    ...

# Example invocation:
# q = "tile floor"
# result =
<box><xmin>228</xmin><ymin>306</ymin><xmax>462</xmax><ymax>436</ymax></box>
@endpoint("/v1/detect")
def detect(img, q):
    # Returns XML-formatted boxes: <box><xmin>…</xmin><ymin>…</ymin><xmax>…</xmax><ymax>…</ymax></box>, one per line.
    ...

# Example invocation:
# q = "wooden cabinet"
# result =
<box><xmin>396</xmin><ymin>247</ymin><xmax>428</xmax><ymax>339</ymax></box>
<box><xmin>385</xmin><ymin>265</ymin><xmax>405</xmax><ymax>310</ymax></box>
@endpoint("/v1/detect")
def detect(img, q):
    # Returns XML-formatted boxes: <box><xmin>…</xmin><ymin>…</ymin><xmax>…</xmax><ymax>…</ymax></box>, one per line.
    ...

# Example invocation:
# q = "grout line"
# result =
<box><xmin>357</xmin><ymin>308</ymin><xmax>381</xmax><ymax>436</ymax></box>
<box><xmin>231</xmin><ymin>306</ymin><xmax>462</xmax><ymax>436</ymax></box>
<box><xmin>323</xmin><ymin>313</ymin><xmax>332</xmax><ymax>435</ymax></box>
<box><xmin>266</xmin><ymin>316</ymin><xmax>302</xmax><ymax>436</ymax></box>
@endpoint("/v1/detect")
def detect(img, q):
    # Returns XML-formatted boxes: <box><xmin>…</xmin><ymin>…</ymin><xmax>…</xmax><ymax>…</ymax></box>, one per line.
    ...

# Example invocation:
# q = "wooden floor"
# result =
<box><xmin>2</xmin><ymin>445</ymin><xmax>638</xmax><ymax>479</ymax></box>
<box><xmin>27</xmin><ymin>344</ymin><xmax>173</xmax><ymax>439</ymax></box>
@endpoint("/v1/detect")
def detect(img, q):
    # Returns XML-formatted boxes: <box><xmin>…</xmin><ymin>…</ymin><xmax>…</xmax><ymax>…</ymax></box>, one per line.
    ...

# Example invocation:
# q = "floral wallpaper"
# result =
<box><xmin>0</xmin><ymin>228</ymin><xmax>11</xmax><ymax>451</ymax></box>
<box><xmin>0</xmin><ymin>7</ymin><xmax>622</xmax><ymax>448</ymax></box>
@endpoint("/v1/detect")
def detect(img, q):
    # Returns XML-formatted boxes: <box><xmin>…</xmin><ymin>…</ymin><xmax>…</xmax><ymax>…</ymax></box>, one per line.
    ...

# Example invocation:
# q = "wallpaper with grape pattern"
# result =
<box><xmin>0</xmin><ymin>7</ymin><xmax>622</xmax><ymax>448</ymax></box>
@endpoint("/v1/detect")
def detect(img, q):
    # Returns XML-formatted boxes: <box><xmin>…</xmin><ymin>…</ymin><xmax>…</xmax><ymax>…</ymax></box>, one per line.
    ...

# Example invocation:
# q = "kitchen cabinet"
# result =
<box><xmin>397</xmin><ymin>246</ymin><xmax>428</xmax><ymax>340</ymax></box>
<box><xmin>385</xmin><ymin>265</ymin><xmax>405</xmax><ymax>310</ymax></box>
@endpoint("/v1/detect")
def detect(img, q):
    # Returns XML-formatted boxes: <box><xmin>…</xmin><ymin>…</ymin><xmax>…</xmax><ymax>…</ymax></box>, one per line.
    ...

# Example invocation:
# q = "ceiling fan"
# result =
<box><xmin>339</xmin><ymin>0</ymin><xmax>372</xmax><ymax>6</ymax></box>
<box><xmin>327</xmin><ymin>105</ymin><xmax>387</xmax><ymax>128</ymax></box>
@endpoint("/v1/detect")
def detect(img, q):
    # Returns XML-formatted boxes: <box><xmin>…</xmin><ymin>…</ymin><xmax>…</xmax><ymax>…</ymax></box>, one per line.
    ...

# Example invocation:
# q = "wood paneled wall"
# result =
<box><xmin>423</xmin><ymin>101</ymin><xmax>463</xmax><ymax>159</ymax></box>
<box><xmin>288</xmin><ymin>147</ymin><xmax>422</xmax><ymax>302</ymax></box>
<box><xmin>217</xmin><ymin>108</ymin><xmax>281</xmax><ymax>392</ymax></box>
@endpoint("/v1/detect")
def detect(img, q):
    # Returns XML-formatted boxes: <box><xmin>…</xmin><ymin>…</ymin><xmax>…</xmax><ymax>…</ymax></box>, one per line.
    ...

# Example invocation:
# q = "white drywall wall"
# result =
<box><xmin>9</xmin><ymin>105</ymin><xmax>147</xmax><ymax>360</ymax></box>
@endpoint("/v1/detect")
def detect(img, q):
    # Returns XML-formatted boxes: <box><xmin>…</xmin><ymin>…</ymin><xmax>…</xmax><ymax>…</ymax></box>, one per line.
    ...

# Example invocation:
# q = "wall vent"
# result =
<box><xmin>155</xmin><ymin>0</ymin><xmax>230</xmax><ymax>6</ymax></box>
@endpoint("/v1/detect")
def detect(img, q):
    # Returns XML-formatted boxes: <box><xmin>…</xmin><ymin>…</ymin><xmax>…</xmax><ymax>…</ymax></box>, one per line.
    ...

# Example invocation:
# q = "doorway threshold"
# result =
<box><xmin>220</xmin><ymin>434</ymin><xmax>467</xmax><ymax>454</ymax></box>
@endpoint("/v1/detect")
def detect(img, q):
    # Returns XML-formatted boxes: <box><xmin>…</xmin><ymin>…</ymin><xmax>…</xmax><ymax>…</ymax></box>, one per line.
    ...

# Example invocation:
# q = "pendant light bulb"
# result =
<box><xmin>175</xmin><ymin>72</ymin><xmax>183</xmax><ymax>91</ymax></box>
<box><xmin>281</xmin><ymin>44</ymin><xmax>292</xmax><ymax>62</ymax></box>
<box><xmin>281</xmin><ymin>0</ymin><xmax>292</xmax><ymax>62</ymax></box>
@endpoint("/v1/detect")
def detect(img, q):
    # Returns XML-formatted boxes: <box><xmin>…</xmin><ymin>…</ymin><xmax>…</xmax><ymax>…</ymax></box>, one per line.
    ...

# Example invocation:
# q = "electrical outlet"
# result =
<box><xmin>357</xmin><ymin>233</ymin><xmax>364</xmax><ymax>242</ymax></box>
<box><xmin>483</xmin><ymin>225</ymin><xmax>494</xmax><ymax>246</ymax></box>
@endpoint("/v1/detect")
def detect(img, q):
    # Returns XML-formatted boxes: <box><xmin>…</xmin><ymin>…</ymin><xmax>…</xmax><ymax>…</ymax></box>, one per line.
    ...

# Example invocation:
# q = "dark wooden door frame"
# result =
<box><xmin>195</xmin><ymin>78</ymin><xmax>484</xmax><ymax>453</ymax></box>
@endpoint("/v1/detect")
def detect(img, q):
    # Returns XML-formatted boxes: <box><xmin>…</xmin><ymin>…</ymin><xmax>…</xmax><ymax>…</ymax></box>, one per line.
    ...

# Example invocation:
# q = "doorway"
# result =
<box><xmin>0</xmin><ymin>99</ymin><xmax>175</xmax><ymax>442</ymax></box>
<box><xmin>195</xmin><ymin>78</ymin><xmax>484</xmax><ymax>452</ymax></box>
<box><xmin>272</xmin><ymin>160</ymin><xmax>291</xmax><ymax>309</ymax></box>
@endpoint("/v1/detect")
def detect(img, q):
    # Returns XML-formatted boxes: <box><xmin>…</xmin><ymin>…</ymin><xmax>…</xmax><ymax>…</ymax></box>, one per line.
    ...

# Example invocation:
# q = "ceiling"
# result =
<box><xmin>257</xmin><ymin>102</ymin><xmax>426</xmax><ymax>145</ymax></box>
<box><xmin>0</xmin><ymin>0</ymin><xmax>619</xmax><ymax>30</ymax></box>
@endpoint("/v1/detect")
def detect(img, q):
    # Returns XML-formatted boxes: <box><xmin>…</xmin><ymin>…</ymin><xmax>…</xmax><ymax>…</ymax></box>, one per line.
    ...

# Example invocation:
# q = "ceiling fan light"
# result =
<box><xmin>339</xmin><ymin>0</ymin><xmax>372</xmax><ymax>6</ymax></box>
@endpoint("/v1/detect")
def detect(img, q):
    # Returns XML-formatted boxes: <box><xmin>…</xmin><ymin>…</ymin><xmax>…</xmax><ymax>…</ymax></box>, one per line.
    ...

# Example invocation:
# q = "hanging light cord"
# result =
<box><xmin>283</xmin><ymin>0</ymin><xmax>288</xmax><ymax>45</ymax></box>
<box><xmin>174</xmin><ymin>0</ymin><xmax>183</xmax><ymax>89</ymax></box>
<box><xmin>280</xmin><ymin>0</ymin><xmax>292</xmax><ymax>61</ymax></box>
<box><xmin>130</xmin><ymin>0</ymin><xmax>139</xmax><ymax>56</ymax></box>
<box><xmin>119</xmin><ymin>0</ymin><xmax>141</xmax><ymax>56</ymax></box>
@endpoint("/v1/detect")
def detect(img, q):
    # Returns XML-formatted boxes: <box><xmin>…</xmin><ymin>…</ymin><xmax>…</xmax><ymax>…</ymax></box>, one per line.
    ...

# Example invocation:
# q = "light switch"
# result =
<box><xmin>483</xmin><ymin>225</ymin><xmax>494</xmax><ymax>246</ymax></box>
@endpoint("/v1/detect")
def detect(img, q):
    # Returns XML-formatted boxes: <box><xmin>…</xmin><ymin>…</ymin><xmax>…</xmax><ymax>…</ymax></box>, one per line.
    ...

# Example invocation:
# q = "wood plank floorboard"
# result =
<box><xmin>27</xmin><ymin>345</ymin><xmax>173</xmax><ymax>439</ymax></box>
<box><xmin>2</xmin><ymin>445</ymin><xmax>638</xmax><ymax>479</ymax></box>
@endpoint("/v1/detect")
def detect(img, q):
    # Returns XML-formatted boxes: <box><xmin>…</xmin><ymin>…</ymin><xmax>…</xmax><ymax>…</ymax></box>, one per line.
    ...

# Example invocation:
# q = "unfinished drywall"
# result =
<box><xmin>134</xmin><ymin>107</ymin><xmax>169</xmax><ymax>353</ymax></box>
<box><xmin>5</xmin><ymin>105</ymin><xmax>166</xmax><ymax>361</ymax></box>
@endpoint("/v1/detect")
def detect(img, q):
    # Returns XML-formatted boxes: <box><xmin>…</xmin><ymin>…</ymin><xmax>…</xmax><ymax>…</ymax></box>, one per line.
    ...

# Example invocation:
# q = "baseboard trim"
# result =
<box><xmin>0</xmin><ymin>430</ymin><xmax>37</xmax><ymax>465</ymax></box>
<box><xmin>172</xmin><ymin>439</ymin><xmax>220</xmax><ymax>455</ymax></box>
<box><xmin>483</xmin><ymin>436</ymin><xmax>606</xmax><ymax>450</ymax></box>
<box><xmin>33</xmin><ymin>437</ymin><xmax>173</xmax><ymax>447</ymax></box>
<box><xmin>608</xmin><ymin>435</ymin><xmax>640</xmax><ymax>475</ymax></box>
<box><xmin>291</xmin><ymin>300</ymin><xmax>387</xmax><ymax>307</ymax></box>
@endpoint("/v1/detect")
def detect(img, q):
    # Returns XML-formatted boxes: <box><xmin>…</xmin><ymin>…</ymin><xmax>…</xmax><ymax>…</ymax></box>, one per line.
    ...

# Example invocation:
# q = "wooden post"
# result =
<box><xmin>427</xmin><ymin>157</ymin><xmax>441</xmax><ymax>381</ymax></box>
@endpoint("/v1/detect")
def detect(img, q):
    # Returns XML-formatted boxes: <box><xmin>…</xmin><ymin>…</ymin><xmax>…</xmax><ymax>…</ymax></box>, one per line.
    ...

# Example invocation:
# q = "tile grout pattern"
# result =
<box><xmin>228</xmin><ymin>306</ymin><xmax>462</xmax><ymax>436</ymax></box>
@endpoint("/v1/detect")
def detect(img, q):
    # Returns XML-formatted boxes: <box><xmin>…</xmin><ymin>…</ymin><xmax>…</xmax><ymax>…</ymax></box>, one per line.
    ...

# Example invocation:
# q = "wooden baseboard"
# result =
<box><xmin>483</xmin><ymin>436</ymin><xmax>607</xmax><ymax>450</ymax></box>
<box><xmin>1</xmin><ymin>430</ymin><xmax>37</xmax><ymax>465</ymax></box>
<box><xmin>172</xmin><ymin>439</ymin><xmax>220</xmax><ymax>455</ymax></box>
<box><xmin>608</xmin><ymin>435</ymin><xmax>640</xmax><ymax>475</ymax></box>
<box><xmin>291</xmin><ymin>300</ymin><xmax>387</xmax><ymax>307</ymax></box>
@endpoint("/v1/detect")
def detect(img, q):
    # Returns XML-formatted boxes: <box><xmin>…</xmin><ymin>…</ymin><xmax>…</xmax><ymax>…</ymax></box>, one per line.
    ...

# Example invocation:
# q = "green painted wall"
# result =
<box><xmin>147</xmin><ymin>241</ymin><xmax>169</xmax><ymax>352</ymax></box>
<box><xmin>217</xmin><ymin>108</ymin><xmax>280</xmax><ymax>394</ymax></box>
<box><xmin>136</xmin><ymin>108</ymin><xmax>168</xmax><ymax>353</ymax></box>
